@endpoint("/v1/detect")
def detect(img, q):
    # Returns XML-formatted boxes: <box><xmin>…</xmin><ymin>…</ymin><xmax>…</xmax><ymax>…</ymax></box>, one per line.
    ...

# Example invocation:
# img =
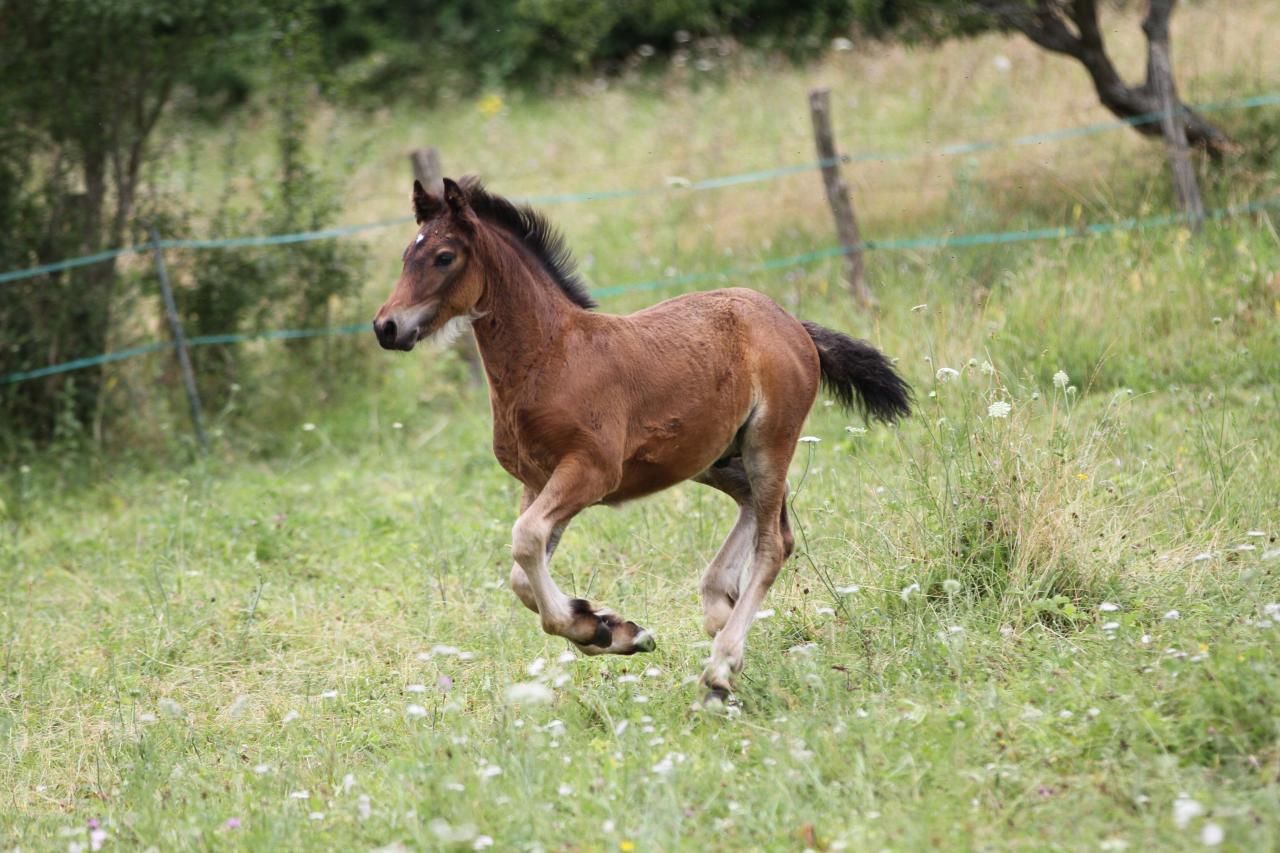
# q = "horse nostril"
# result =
<box><xmin>377</xmin><ymin>319</ymin><xmax>397</xmax><ymax>347</ymax></box>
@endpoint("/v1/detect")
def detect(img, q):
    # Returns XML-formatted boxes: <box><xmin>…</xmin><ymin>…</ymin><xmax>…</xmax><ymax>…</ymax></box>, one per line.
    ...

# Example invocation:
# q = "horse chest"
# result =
<box><xmin>490</xmin><ymin>406</ymin><xmax>563</xmax><ymax>488</ymax></box>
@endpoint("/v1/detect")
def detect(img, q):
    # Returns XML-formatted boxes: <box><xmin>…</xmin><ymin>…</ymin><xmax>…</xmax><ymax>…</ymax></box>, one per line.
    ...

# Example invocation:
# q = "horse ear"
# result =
<box><xmin>442</xmin><ymin>177</ymin><xmax>470</xmax><ymax>216</ymax></box>
<box><xmin>412</xmin><ymin>179</ymin><xmax>443</xmax><ymax>224</ymax></box>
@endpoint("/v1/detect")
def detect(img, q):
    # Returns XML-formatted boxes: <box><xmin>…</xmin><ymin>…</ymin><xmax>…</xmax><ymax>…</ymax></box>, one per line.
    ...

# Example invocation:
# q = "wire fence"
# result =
<box><xmin>4</xmin><ymin>194</ymin><xmax>1276</xmax><ymax>387</ymax></box>
<box><xmin>2</xmin><ymin>89</ymin><xmax>1278</xmax><ymax>389</ymax></box>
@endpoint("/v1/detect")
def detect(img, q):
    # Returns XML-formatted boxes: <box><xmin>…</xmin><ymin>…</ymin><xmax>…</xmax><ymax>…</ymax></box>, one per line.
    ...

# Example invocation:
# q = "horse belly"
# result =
<box><xmin>604</xmin><ymin>377</ymin><xmax>751</xmax><ymax>504</ymax></box>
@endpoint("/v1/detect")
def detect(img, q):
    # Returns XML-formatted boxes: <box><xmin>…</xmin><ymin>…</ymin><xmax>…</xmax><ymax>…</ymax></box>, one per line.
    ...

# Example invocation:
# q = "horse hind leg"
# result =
<box><xmin>694</xmin><ymin>458</ymin><xmax>756</xmax><ymax>637</ymax></box>
<box><xmin>701</xmin><ymin>418</ymin><xmax>801</xmax><ymax>702</ymax></box>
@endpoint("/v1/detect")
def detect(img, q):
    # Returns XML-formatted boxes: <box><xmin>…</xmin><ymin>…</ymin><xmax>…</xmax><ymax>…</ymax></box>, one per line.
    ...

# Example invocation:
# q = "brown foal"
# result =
<box><xmin>374</xmin><ymin>177</ymin><xmax>910</xmax><ymax>701</ymax></box>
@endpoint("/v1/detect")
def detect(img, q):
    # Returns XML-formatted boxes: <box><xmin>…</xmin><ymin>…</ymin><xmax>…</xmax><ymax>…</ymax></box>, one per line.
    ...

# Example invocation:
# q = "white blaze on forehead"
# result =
<box><xmin>415</xmin><ymin>233</ymin><xmax>425</xmax><ymax>244</ymax></box>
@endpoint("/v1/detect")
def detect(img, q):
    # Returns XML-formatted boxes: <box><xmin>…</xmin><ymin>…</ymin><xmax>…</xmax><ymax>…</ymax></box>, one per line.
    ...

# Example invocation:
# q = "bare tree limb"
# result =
<box><xmin>971</xmin><ymin>0</ymin><xmax>1237</xmax><ymax>156</ymax></box>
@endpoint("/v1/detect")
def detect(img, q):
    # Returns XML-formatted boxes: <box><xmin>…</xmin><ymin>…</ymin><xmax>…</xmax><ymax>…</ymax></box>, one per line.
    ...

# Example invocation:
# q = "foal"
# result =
<box><xmin>374</xmin><ymin>177</ymin><xmax>910</xmax><ymax>700</ymax></box>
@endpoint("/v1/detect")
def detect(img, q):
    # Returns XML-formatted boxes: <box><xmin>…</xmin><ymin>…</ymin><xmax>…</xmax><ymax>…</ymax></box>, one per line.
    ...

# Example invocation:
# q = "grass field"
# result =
<box><xmin>5</xmin><ymin>2</ymin><xmax>1280</xmax><ymax>849</ymax></box>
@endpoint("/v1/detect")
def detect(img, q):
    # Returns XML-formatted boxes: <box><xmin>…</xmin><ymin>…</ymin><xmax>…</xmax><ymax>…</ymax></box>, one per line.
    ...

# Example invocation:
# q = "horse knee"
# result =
<box><xmin>511</xmin><ymin>515</ymin><xmax>550</xmax><ymax>565</ymax></box>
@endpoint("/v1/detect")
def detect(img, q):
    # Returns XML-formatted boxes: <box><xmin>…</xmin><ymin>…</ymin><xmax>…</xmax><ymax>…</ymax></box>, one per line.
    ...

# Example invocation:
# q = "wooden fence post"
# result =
<box><xmin>808</xmin><ymin>88</ymin><xmax>875</xmax><ymax>311</ymax></box>
<box><xmin>409</xmin><ymin>147</ymin><xmax>444</xmax><ymax>197</ymax></box>
<box><xmin>408</xmin><ymin>147</ymin><xmax>483</xmax><ymax>384</ymax></box>
<box><xmin>148</xmin><ymin>225</ymin><xmax>209</xmax><ymax>451</ymax></box>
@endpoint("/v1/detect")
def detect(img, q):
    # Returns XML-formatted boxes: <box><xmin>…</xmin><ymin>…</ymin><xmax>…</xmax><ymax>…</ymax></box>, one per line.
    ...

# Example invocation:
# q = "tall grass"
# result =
<box><xmin>3</xmin><ymin>2</ymin><xmax>1280</xmax><ymax>848</ymax></box>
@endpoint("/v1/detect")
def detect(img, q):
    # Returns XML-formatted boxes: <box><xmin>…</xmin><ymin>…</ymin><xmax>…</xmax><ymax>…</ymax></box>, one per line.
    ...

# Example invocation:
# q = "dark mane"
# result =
<box><xmin>460</xmin><ymin>177</ymin><xmax>596</xmax><ymax>310</ymax></box>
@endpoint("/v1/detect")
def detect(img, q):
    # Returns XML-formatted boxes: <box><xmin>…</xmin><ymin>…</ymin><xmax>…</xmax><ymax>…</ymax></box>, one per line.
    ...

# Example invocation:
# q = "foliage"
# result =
<box><xmin>180</xmin><ymin>15</ymin><xmax>368</xmax><ymax>408</ymax></box>
<box><xmin>315</xmin><ymin>0</ymin><xmax>907</xmax><ymax>95</ymax></box>
<box><xmin>0</xmin><ymin>0</ymin><xmax>287</xmax><ymax>440</ymax></box>
<box><xmin>0</xmin><ymin>1</ymin><xmax>370</xmax><ymax>445</ymax></box>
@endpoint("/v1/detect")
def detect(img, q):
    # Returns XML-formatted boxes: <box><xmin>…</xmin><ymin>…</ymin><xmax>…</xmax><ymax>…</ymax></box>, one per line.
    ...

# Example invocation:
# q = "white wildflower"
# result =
<box><xmin>406</xmin><ymin>704</ymin><xmax>428</xmax><ymax>718</ymax></box>
<box><xmin>526</xmin><ymin>657</ymin><xmax>547</xmax><ymax>676</ymax></box>
<box><xmin>1053</xmin><ymin>370</ymin><xmax>1070</xmax><ymax>389</ymax></box>
<box><xmin>478</xmin><ymin>765</ymin><xmax>503</xmax><ymax>778</ymax></box>
<box><xmin>942</xmin><ymin>578</ymin><xmax>961</xmax><ymax>595</ymax></box>
<box><xmin>1200</xmin><ymin>823</ymin><xmax>1224</xmax><ymax>847</ymax></box>
<box><xmin>281</xmin><ymin>710</ymin><xmax>300</xmax><ymax>724</ymax></box>
<box><xmin>987</xmin><ymin>401</ymin><xmax>1012</xmax><ymax>418</ymax></box>
<box><xmin>798</xmin><ymin>435</ymin><xmax>821</xmax><ymax>444</ymax></box>
<box><xmin>301</xmin><ymin>422</ymin><xmax>316</xmax><ymax>432</ymax></box>
<box><xmin>405</xmin><ymin>684</ymin><xmax>427</xmax><ymax>693</ymax></box>
<box><xmin>1173</xmin><ymin>796</ymin><xmax>1204</xmax><ymax>828</ymax></box>
<box><xmin>473</xmin><ymin>837</ymin><xmax>495</xmax><ymax>850</ymax></box>
<box><xmin>832</xmin><ymin>37</ymin><xmax>854</xmax><ymax>51</ymax></box>
<box><xmin>289</xmin><ymin>790</ymin><xmax>310</xmax><ymax>800</ymax></box>
<box><xmin>836</xmin><ymin>584</ymin><xmax>860</xmax><ymax>594</ymax></box>
<box><xmin>1099</xmin><ymin>602</ymin><xmax>1120</xmax><ymax>612</ymax></box>
<box><xmin>980</xmin><ymin>360</ymin><xmax>996</xmax><ymax>375</ymax></box>
<box><xmin>900</xmin><ymin>583</ymin><xmax>920</xmax><ymax>602</ymax></box>
<box><xmin>993</xmin><ymin>54</ymin><xmax>1012</xmax><ymax>71</ymax></box>
<box><xmin>320</xmin><ymin>690</ymin><xmax>338</xmax><ymax>700</ymax></box>
<box><xmin>935</xmin><ymin>367</ymin><xmax>960</xmax><ymax>382</ymax></box>
<box><xmin>357</xmin><ymin>794</ymin><xmax>371</xmax><ymax>820</ymax></box>
<box><xmin>505</xmin><ymin>682</ymin><xmax>553</xmax><ymax>705</ymax></box>
<box><xmin>754</xmin><ymin>609</ymin><xmax>774</xmax><ymax>620</ymax></box>
<box><xmin>157</xmin><ymin>698</ymin><xmax>185</xmax><ymax>719</ymax></box>
<box><xmin>1164</xmin><ymin>610</ymin><xmax>1180</xmax><ymax>621</ymax></box>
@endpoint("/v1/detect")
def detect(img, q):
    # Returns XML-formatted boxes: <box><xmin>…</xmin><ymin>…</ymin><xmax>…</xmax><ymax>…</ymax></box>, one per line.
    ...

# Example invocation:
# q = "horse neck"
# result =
<box><xmin>470</xmin><ymin>228</ymin><xmax>581</xmax><ymax>392</ymax></box>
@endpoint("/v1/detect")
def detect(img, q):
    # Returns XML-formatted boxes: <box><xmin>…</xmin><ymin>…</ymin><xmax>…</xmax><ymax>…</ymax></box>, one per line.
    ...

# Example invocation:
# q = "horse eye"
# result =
<box><xmin>434</xmin><ymin>251</ymin><xmax>455</xmax><ymax>268</ymax></box>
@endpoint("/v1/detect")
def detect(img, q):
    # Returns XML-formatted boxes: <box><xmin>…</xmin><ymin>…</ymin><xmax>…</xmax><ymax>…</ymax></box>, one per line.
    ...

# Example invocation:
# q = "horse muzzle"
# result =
<box><xmin>372</xmin><ymin>317</ymin><xmax>416</xmax><ymax>351</ymax></box>
<box><xmin>372</xmin><ymin>302</ymin><xmax>438</xmax><ymax>351</ymax></box>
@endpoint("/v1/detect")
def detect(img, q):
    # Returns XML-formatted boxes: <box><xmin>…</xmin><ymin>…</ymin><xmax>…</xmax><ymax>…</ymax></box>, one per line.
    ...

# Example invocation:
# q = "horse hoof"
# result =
<box><xmin>632</xmin><ymin>629</ymin><xmax>656</xmax><ymax>654</ymax></box>
<box><xmin>701</xmin><ymin>685</ymin><xmax>731</xmax><ymax>709</ymax></box>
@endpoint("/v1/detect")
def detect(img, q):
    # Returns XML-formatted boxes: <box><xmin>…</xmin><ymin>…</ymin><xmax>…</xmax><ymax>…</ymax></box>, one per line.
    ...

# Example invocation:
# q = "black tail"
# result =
<box><xmin>801</xmin><ymin>321</ymin><xmax>912</xmax><ymax>423</ymax></box>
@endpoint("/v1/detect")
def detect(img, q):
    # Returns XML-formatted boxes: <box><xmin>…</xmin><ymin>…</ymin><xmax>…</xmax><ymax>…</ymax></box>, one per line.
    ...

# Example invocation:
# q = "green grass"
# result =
<box><xmin>4</xmin><ymin>226</ymin><xmax>1279</xmax><ymax>849</ymax></box>
<box><xmin>4</xmin><ymin>1</ymin><xmax>1280</xmax><ymax>847</ymax></box>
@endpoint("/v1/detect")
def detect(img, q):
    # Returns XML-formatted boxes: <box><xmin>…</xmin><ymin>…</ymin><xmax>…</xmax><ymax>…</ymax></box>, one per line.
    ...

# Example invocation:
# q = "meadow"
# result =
<box><xmin>3</xmin><ymin>2</ymin><xmax>1280</xmax><ymax>849</ymax></box>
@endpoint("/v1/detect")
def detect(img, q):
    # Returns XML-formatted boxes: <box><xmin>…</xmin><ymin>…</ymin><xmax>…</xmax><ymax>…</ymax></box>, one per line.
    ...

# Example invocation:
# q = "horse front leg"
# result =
<box><xmin>508</xmin><ymin>486</ymin><xmax>568</xmax><ymax>614</ymax></box>
<box><xmin>510</xmin><ymin>458</ymin><xmax>655</xmax><ymax>656</ymax></box>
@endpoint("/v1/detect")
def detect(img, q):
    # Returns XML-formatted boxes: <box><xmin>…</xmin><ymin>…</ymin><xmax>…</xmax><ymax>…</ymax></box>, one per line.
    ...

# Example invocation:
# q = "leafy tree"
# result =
<box><xmin>0</xmin><ymin>0</ymin><xmax>281</xmax><ymax>439</ymax></box>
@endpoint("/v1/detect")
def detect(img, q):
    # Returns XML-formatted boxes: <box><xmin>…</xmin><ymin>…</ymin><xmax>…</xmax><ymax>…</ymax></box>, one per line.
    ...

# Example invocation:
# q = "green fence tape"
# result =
<box><xmin>3</xmin><ymin>196</ymin><xmax>1277</xmax><ymax>387</ymax></box>
<box><xmin>4</xmin><ymin>89</ymin><xmax>1277</xmax><ymax>287</ymax></box>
